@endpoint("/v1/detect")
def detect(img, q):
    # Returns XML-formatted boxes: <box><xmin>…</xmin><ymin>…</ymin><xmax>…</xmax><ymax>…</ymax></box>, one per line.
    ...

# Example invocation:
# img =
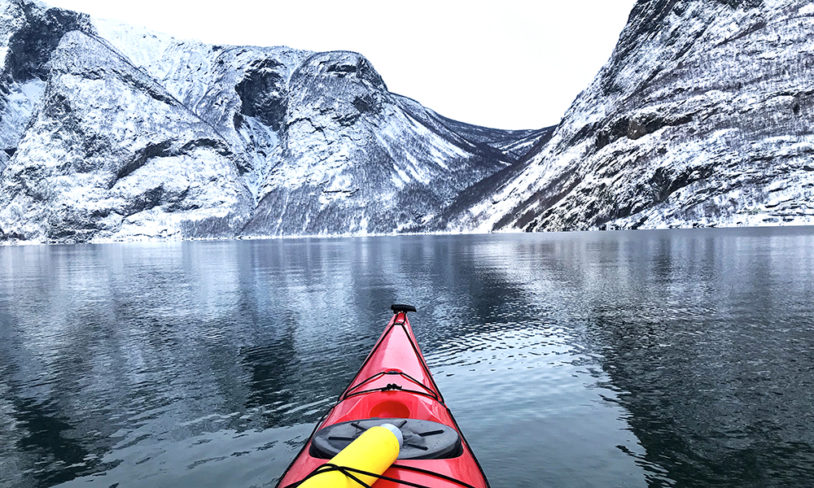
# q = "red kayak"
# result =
<box><xmin>277</xmin><ymin>305</ymin><xmax>490</xmax><ymax>487</ymax></box>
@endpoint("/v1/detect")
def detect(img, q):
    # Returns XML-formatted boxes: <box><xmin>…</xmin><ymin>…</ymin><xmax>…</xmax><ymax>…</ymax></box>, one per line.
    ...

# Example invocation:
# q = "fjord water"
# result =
<box><xmin>1</xmin><ymin>228</ymin><xmax>813</xmax><ymax>488</ymax></box>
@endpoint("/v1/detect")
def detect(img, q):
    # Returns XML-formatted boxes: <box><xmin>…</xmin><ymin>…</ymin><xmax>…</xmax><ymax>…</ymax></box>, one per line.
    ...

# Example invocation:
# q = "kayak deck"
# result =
<box><xmin>277</xmin><ymin>306</ymin><xmax>489</xmax><ymax>487</ymax></box>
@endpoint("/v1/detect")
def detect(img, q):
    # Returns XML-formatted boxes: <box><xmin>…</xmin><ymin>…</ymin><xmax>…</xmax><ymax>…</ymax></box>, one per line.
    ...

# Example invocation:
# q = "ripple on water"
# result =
<box><xmin>0</xmin><ymin>228</ymin><xmax>813</xmax><ymax>487</ymax></box>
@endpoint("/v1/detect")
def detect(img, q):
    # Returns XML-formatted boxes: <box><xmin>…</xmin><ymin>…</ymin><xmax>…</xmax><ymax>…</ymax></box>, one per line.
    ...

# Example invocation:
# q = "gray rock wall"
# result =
<box><xmin>0</xmin><ymin>31</ymin><xmax>253</xmax><ymax>242</ymax></box>
<box><xmin>0</xmin><ymin>1</ymin><xmax>539</xmax><ymax>242</ymax></box>
<box><xmin>440</xmin><ymin>0</ymin><xmax>814</xmax><ymax>232</ymax></box>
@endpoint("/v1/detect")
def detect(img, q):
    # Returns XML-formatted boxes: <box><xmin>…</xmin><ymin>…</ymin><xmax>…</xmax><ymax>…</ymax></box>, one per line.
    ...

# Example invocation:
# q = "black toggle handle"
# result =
<box><xmin>391</xmin><ymin>304</ymin><xmax>417</xmax><ymax>313</ymax></box>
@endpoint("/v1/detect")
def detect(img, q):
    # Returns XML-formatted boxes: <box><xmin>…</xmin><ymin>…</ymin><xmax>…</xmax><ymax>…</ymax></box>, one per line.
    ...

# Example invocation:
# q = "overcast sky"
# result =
<box><xmin>46</xmin><ymin>0</ymin><xmax>635</xmax><ymax>130</ymax></box>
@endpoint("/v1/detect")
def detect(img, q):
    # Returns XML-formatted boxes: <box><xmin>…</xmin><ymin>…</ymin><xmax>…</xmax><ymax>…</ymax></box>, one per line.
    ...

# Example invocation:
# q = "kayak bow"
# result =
<box><xmin>277</xmin><ymin>304</ymin><xmax>490</xmax><ymax>488</ymax></box>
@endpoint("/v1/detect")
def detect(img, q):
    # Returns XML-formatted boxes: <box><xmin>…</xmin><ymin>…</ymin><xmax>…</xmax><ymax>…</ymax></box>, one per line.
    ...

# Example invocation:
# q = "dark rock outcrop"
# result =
<box><xmin>235</xmin><ymin>58</ymin><xmax>289</xmax><ymax>131</ymax></box>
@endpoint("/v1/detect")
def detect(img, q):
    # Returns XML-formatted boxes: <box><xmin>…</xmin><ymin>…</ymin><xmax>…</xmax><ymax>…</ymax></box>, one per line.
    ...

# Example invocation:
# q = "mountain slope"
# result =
<box><xmin>0</xmin><ymin>1</ymin><xmax>543</xmax><ymax>242</ymax></box>
<box><xmin>91</xmin><ymin>18</ymin><xmax>312</xmax><ymax>202</ymax></box>
<box><xmin>434</xmin><ymin>0</ymin><xmax>814</xmax><ymax>232</ymax></box>
<box><xmin>0</xmin><ymin>29</ymin><xmax>253</xmax><ymax>241</ymax></box>
<box><xmin>4</xmin><ymin>0</ymin><xmax>809</xmax><ymax>242</ymax></box>
<box><xmin>0</xmin><ymin>0</ymin><xmax>91</xmax><ymax>171</ymax></box>
<box><xmin>95</xmin><ymin>23</ymin><xmax>523</xmax><ymax>236</ymax></box>
<box><xmin>243</xmin><ymin>57</ymin><xmax>514</xmax><ymax>235</ymax></box>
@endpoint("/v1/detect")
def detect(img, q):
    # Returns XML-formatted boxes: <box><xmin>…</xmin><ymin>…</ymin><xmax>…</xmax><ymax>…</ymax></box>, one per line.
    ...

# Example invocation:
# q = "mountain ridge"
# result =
<box><xmin>1</xmin><ymin>0</ymin><xmax>812</xmax><ymax>243</ymax></box>
<box><xmin>429</xmin><ymin>0</ymin><xmax>813</xmax><ymax>233</ymax></box>
<box><xmin>0</xmin><ymin>0</ymin><xmax>548</xmax><ymax>242</ymax></box>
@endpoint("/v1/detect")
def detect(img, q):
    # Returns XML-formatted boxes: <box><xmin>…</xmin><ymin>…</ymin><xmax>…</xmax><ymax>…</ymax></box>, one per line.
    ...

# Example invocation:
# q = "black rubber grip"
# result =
<box><xmin>391</xmin><ymin>304</ymin><xmax>417</xmax><ymax>313</ymax></box>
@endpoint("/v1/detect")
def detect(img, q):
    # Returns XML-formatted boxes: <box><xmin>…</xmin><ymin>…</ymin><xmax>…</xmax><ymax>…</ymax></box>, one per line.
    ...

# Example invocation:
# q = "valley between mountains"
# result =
<box><xmin>0</xmin><ymin>0</ymin><xmax>811</xmax><ymax>243</ymax></box>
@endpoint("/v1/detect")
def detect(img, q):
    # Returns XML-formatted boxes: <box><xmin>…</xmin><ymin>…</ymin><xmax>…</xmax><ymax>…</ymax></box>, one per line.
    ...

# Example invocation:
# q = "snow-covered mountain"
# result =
<box><xmin>1</xmin><ymin>0</ymin><xmax>812</xmax><ymax>243</ymax></box>
<box><xmin>0</xmin><ymin>0</ymin><xmax>547</xmax><ymax>242</ymax></box>
<box><xmin>432</xmin><ymin>0</ymin><xmax>814</xmax><ymax>232</ymax></box>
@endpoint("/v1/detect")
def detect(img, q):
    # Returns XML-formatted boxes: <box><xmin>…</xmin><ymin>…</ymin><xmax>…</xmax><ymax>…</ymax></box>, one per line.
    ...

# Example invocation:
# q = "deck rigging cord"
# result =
<box><xmin>282</xmin><ymin>462</ymin><xmax>478</xmax><ymax>488</ymax></box>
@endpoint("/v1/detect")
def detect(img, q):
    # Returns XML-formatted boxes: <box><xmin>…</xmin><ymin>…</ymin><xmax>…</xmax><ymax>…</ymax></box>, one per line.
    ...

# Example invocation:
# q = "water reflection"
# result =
<box><xmin>0</xmin><ymin>227</ymin><xmax>812</xmax><ymax>487</ymax></box>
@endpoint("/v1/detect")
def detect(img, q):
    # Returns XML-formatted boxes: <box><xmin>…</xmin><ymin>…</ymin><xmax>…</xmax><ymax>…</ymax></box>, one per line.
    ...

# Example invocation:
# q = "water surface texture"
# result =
<box><xmin>1</xmin><ymin>228</ymin><xmax>813</xmax><ymax>487</ymax></box>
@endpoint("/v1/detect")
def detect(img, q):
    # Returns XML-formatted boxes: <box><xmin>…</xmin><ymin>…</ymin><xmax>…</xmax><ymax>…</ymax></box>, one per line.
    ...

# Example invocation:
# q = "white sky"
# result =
<box><xmin>45</xmin><ymin>0</ymin><xmax>635</xmax><ymax>130</ymax></box>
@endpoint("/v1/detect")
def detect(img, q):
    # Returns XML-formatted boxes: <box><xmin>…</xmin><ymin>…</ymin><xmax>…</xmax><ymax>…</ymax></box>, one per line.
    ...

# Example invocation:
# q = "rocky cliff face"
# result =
<box><xmin>1</xmin><ymin>0</ymin><xmax>90</xmax><ymax>170</ymax></box>
<box><xmin>243</xmin><ymin>59</ymin><xmax>513</xmax><ymax>235</ymax></box>
<box><xmin>0</xmin><ymin>0</ymin><xmax>543</xmax><ymax>242</ymax></box>
<box><xmin>95</xmin><ymin>22</ymin><xmax>521</xmax><ymax>236</ymax></box>
<box><xmin>0</xmin><ymin>30</ymin><xmax>254</xmax><ymax>241</ymax></box>
<box><xmin>434</xmin><ymin>0</ymin><xmax>814</xmax><ymax>232</ymax></box>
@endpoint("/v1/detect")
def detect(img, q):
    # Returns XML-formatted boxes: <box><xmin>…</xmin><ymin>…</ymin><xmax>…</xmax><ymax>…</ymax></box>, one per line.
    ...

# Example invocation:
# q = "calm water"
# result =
<box><xmin>1</xmin><ymin>228</ymin><xmax>813</xmax><ymax>488</ymax></box>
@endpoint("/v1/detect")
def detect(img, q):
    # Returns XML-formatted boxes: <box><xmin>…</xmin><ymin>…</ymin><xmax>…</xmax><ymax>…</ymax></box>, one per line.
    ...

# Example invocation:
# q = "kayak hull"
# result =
<box><xmin>277</xmin><ymin>310</ymin><xmax>489</xmax><ymax>488</ymax></box>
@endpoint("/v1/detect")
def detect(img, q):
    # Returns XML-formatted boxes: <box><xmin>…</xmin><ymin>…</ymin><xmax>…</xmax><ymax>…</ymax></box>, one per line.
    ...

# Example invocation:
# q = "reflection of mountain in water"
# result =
<box><xmin>0</xmin><ymin>239</ymin><xmax>521</xmax><ymax>486</ymax></box>
<box><xmin>468</xmin><ymin>229</ymin><xmax>814</xmax><ymax>486</ymax></box>
<box><xmin>1</xmin><ymin>229</ymin><xmax>813</xmax><ymax>486</ymax></box>
<box><xmin>576</xmin><ymin>232</ymin><xmax>814</xmax><ymax>486</ymax></box>
<box><xmin>0</xmin><ymin>356</ymin><xmax>96</xmax><ymax>486</ymax></box>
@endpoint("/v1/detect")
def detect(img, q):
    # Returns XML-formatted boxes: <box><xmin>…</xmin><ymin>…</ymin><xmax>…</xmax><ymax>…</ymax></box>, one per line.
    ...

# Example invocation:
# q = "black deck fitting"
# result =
<box><xmin>391</xmin><ymin>304</ymin><xmax>417</xmax><ymax>313</ymax></box>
